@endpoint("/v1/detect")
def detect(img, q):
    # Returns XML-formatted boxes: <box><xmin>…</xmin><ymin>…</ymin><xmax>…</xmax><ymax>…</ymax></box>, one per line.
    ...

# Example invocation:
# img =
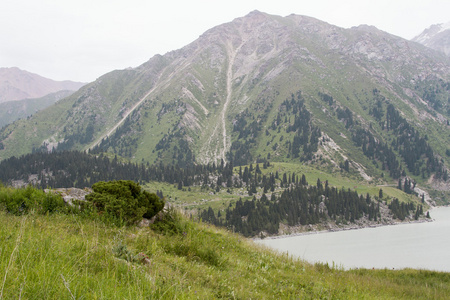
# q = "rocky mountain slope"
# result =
<box><xmin>0</xmin><ymin>67</ymin><xmax>85</xmax><ymax>103</ymax></box>
<box><xmin>412</xmin><ymin>21</ymin><xmax>450</xmax><ymax>56</ymax></box>
<box><xmin>0</xmin><ymin>11</ymin><xmax>448</xmax><ymax>191</ymax></box>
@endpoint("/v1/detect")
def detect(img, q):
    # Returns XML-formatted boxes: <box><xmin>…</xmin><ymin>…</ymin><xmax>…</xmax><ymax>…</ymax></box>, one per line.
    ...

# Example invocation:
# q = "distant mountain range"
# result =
<box><xmin>0</xmin><ymin>67</ymin><xmax>85</xmax><ymax>103</ymax></box>
<box><xmin>0</xmin><ymin>90</ymin><xmax>76</xmax><ymax>128</ymax></box>
<box><xmin>0</xmin><ymin>11</ymin><xmax>448</xmax><ymax>194</ymax></box>
<box><xmin>412</xmin><ymin>21</ymin><xmax>450</xmax><ymax>56</ymax></box>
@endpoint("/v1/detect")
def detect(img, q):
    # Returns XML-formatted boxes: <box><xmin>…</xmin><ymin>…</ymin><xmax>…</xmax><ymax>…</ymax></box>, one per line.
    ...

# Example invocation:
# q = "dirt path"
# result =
<box><xmin>87</xmin><ymin>45</ymin><xmax>208</xmax><ymax>153</ymax></box>
<box><xmin>87</xmin><ymin>31</ymin><xmax>244</xmax><ymax>164</ymax></box>
<box><xmin>182</xmin><ymin>87</ymin><xmax>209</xmax><ymax>116</ymax></box>
<box><xmin>87</xmin><ymin>83</ymin><xmax>159</xmax><ymax>151</ymax></box>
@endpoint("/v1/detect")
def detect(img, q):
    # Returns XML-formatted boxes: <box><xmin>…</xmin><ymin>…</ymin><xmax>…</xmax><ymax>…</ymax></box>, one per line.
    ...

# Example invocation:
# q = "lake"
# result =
<box><xmin>258</xmin><ymin>206</ymin><xmax>450</xmax><ymax>272</ymax></box>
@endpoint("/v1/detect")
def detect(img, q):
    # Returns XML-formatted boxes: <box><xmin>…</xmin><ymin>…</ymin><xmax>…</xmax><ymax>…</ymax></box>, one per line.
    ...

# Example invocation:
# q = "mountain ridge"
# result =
<box><xmin>412</xmin><ymin>21</ymin><xmax>450</xmax><ymax>56</ymax></box>
<box><xmin>0</xmin><ymin>11</ymin><xmax>448</xmax><ymax>194</ymax></box>
<box><xmin>0</xmin><ymin>67</ymin><xmax>86</xmax><ymax>103</ymax></box>
<box><xmin>0</xmin><ymin>90</ymin><xmax>75</xmax><ymax>128</ymax></box>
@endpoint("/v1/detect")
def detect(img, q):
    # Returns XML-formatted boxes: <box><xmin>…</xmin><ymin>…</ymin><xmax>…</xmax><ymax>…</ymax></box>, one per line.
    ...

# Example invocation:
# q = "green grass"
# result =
<box><xmin>1</xmin><ymin>210</ymin><xmax>449</xmax><ymax>299</ymax></box>
<box><xmin>143</xmin><ymin>161</ymin><xmax>424</xmax><ymax>216</ymax></box>
<box><xmin>429</xmin><ymin>190</ymin><xmax>450</xmax><ymax>206</ymax></box>
<box><xmin>0</xmin><ymin>91</ymin><xmax>74</xmax><ymax>128</ymax></box>
<box><xmin>143</xmin><ymin>181</ymin><xmax>251</xmax><ymax>212</ymax></box>
<box><xmin>259</xmin><ymin>162</ymin><xmax>420</xmax><ymax>204</ymax></box>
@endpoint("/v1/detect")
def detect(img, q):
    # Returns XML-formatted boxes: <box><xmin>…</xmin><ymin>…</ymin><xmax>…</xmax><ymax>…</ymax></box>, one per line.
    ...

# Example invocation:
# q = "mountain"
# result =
<box><xmin>0</xmin><ymin>67</ymin><xmax>85</xmax><ymax>103</ymax></box>
<box><xmin>0</xmin><ymin>90</ymin><xmax>75</xmax><ymax>128</ymax></box>
<box><xmin>0</xmin><ymin>11</ymin><xmax>449</xmax><ymax>192</ymax></box>
<box><xmin>412</xmin><ymin>22</ymin><xmax>450</xmax><ymax>56</ymax></box>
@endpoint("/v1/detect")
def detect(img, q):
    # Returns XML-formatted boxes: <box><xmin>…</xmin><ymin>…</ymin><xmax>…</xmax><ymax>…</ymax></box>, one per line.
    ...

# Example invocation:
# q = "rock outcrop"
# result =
<box><xmin>45</xmin><ymin>187</ymin><xmax>92</xmax><ymax>205</ymax></box>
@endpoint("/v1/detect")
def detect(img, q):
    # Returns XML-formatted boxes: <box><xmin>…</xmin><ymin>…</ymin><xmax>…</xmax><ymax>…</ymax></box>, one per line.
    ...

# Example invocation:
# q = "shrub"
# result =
<box><xmin>85</xmin><ymin>180</ymin><xmax>164</xmax><ymax>225</ymax></box>
<box><xmin>0</xmin><ymin>185</ymin><xmax>67</xmax><ymax>215</ymax></box>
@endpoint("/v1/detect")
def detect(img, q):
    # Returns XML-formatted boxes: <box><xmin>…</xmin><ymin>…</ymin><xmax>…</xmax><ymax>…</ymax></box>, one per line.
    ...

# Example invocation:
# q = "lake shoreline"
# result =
<box><xmin>256</xmin><ymin>204</ymin><xmax>450</xmax><ymax>241</ymax></box>
<box><xmin>257</xmin><ymin>206</ymin><xmax>450</xmax><ymax>272</ymax></box>
<box><xmin>254</xmin><ymin>212</ymin><xmax>435</xmax><ymax>241</ymax></box>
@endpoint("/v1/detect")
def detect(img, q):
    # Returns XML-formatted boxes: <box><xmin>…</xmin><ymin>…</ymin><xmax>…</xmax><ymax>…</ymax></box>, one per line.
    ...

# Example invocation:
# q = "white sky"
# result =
<box><xmin>1</xmin><ymin>0</ymin><xmax>449</xmax><ymax>82</ymax></box>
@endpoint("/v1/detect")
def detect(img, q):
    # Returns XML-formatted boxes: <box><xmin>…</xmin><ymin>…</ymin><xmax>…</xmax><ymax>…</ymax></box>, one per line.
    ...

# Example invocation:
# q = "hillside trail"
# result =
<box><xmin>87</xmin><ymin>44</ymin><xmax>210</xmax><ymax>153</ymax></box>
<box><xmin>86</xmin><ymin>63</ymin><xmax>192</xmax><ymax>151</ymax></box>
<box><xmin>86</xmin><ymin>71</ymin><xmax>170</xmax><ymax>151</ymax></box>
<box><xmin>182</xmin><ymin>87</ymin><xmax>209</xmax><ymax>116</ymax></box>
<box><xmin>87</xmin><ymin>29</ymin><xmax>244</xmax><ymax>163</ymax></box>
<box><xmin>201</xmin><ymin>34</ymin><xmax>245</xmax><ymax>164</ymax></box>
<box><xmin>87</xmin><ymin>82</ymin><xmax>155</xmax><ymax>151</ymax></box>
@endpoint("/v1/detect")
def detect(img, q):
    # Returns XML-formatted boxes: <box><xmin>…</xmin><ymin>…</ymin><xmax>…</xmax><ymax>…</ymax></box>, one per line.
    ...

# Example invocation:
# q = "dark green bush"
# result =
<box><xmin>85</xmin><ymin>180</ymin><xmax>164</xmax><ymax>225</ymax></box>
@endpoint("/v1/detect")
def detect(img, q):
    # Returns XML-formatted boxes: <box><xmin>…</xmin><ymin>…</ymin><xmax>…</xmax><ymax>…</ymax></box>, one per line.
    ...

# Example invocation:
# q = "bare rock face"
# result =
<box><xmin>45</xmin><ymin>187</ymin><xmax>92</xmax><ymax>205</ymax></box>
<box><xmin>412</xmin><ymin>22</ymin><xmax>450</xmax><ymax>56</ymax></box>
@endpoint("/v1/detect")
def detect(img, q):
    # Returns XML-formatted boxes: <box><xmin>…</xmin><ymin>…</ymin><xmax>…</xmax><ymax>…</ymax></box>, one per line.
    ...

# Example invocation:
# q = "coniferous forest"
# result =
<box><xmin>201</xmin><ymin>180</ymin><xmax>385</xmax><ymax>237</ymax></box>
<box><xmin>320</xmin><ymin>89</ymin><xmax>448</xmax><ymax>181</ymax></box>
<box><xmin>0</xmin><ymin>150</ymin><xmax>424</xmax><ymax>237</ymax></box>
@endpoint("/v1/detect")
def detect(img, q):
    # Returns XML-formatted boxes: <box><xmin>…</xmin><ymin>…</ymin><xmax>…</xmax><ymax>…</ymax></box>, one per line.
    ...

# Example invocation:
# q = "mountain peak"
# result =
<box><xmin>0</xmin><ymin>67</ymin><xmax>86</xmax><ymax>103</ymax></box>
<box><xmin>0</xmin><ymin>11</ymin><xmax>449</xmax><ymax>190</ymax></box>
<box><xmin>245</xmin><ymin>10</ymin><xmax>264</xmax><ymax>16</ymax></box>
<box><xmin>413</xmin><ymin>22</ymin><xmax>450</xmax><ymax>42</ymax></box>
<box><xmin>412</xmin><ymin>21</ymin><xmax>450</xmax><ymax>56</ymax></box>
<box><xmin>353</xmin><ymin>24</ymin><xmax>380</xmax><ymax>32</ymax></box>
<box><xmin>236</xmin><ymin>10</ymin><xmax>273</xmax><ymax>25</ymax></box>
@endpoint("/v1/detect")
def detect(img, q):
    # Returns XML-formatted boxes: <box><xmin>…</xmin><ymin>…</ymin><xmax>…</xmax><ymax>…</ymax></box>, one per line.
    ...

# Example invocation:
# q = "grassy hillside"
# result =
<box><xmin>0</xmin><ymin>90</ymin><xmax>75</xmax><ymax>128</ymax></box>
<box><xmin>144</xmin><ymin>161</ymin><xmax>423</xmax><ymax>212</ymax></box>
<box><xmin>1</xmin><ymin>209</ymin><xmax>449</xmax><ymax>299</ymax></box>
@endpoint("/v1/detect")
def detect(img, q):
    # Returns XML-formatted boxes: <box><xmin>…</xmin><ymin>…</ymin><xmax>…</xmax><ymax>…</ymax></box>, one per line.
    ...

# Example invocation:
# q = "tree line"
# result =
<box><xmin>0</xmin><ymin>151</ymin><xmax>213</xmax><ymax>189</ymax></box>
<box><xmin>201</xmin><ymin>178</ymin><xmax>390</xmax><ymax>237</ymax></box>
<box><xmin>320</xmin><ymin>89</ymin><xmax>448</xmax><ymax>181</ymax></box>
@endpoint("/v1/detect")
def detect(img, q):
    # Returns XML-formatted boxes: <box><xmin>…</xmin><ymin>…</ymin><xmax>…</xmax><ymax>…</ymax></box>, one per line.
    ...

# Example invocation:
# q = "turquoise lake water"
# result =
<box><xmin>258</xmin><ymin>206</ymin><xmax>450</xmax><ymax>272</ymax></box>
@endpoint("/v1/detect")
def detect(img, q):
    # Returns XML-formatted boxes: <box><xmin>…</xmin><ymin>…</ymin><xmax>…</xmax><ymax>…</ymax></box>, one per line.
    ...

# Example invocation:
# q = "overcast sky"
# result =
<box><xmin>1</xmin><ymin>0</ymin><xmax>449</xmax><ymax>82</ymax></box>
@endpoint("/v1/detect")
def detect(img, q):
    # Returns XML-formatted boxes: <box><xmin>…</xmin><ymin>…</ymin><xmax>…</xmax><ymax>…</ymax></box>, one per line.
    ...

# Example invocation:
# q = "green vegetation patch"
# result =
<box><xmin>0</xmin><ymin>185</ymin><xmax>70</xmax><ymax>215</ymax></box>
<box><xmin>84</xmin><ymin>180</ymin><xmax>165</xmax><ymax>225</ymax></box>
